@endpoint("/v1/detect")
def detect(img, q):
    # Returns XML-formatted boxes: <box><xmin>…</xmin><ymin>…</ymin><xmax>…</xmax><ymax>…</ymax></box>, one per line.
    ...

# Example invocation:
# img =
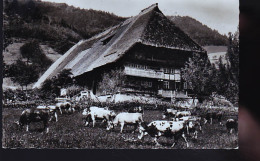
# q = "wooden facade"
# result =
<box><xmin>75</xmin><ymin>43</ymin><xmax>204</xmax><ymax>98</ymax></box>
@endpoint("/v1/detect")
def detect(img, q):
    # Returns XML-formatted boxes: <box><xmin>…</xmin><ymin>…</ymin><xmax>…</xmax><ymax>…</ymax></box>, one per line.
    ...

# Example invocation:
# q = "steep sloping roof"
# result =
<box><xmin>33</xmin><ymin>4</ymin><xmax>205</xmax><ymax>89</ymax></box>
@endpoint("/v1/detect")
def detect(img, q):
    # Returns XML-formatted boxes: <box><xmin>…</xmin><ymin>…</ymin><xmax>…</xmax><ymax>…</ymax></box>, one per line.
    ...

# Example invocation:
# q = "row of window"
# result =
<box><xmin>163</xmin><ymin>81</ymin><xmax>188</xmax><ymax>89</ymax></box>
<box><xmin>127</xmin><ymin>64</ymin><xmax>148</xmax><ymax>69</ymax></box>
<box><xmin>126</xmin><ymin>64</ymin><xmax>180</xmax><ymax>74</ymax></box>
<box><xmin>162</xmin><ymin>68</ymin><xmax>180</xmax><ymax>74</ymax></box>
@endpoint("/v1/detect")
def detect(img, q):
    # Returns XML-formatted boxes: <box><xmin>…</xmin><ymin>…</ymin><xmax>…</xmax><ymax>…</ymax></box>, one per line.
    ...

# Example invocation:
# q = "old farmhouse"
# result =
<box><xmin>33</xmin><ymin>4</ymin><xmax>207</xmax><ymax>99</ymax></box>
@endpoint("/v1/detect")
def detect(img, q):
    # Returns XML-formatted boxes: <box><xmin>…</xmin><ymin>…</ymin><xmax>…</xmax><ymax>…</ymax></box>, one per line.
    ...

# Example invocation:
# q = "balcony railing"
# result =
<box><xmin>124</xmin><ymin>67</ymin><xmax>180</xmax><ymax>81</ymax></box>
<box><xmin>158</xmin><ymin>90</ymin><xmax>188</xmax><ymax>98</ymax></box>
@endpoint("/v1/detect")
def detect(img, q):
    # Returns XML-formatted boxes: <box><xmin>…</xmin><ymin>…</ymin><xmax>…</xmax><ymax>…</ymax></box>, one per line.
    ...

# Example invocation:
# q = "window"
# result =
<box><xmin>170</xmin><ymin>68</ymin><xmax>175</xmax><ymax>74</ymax></box>
<box><xmin>141</xmin><ymin>81</ymin><xmax>152</xmax><ymax>87</ymax></box>
<box><xmin>164</xmin><ymin>68</ymin><xmax>169</xmax><ymax>73</ymax></box>
<box><xmin>163</xmin><ymin>81</ymin><xmax>170</xmax><ymax>89</ymax></box>
<box><xmin>184</xmin><ymin>82</ymin><xmax>187</xmax><ymax>89</ymax></box>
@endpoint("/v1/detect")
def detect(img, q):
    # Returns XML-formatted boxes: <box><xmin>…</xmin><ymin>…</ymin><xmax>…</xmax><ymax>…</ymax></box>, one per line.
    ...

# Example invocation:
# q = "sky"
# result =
<box><xmin>42</xmin><ymin>0</ymin><xmax>239</xmax><ymax>35</ymax></box>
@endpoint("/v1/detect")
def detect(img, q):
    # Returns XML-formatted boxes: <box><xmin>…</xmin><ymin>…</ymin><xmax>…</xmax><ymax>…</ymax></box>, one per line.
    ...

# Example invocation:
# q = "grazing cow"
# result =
<box><xmin>82</xmin><ymin>106</ymin><xmax>116</xmax><ymax>130</ymax></box>
<box><xmin>173</xmin><ymin>116</ymin><xmax>202</xmax><ymax>139</ymax></box>
<box><xmin>56</xmin><ymin>101</ymin><xmax>74</xmax><ymax>114</ymax></box>
<box><xmin>36</xmin><ymin>105</ymin><xmax>58</xmax><ymax>122</ymax></box>
<box><xmin>203</xmin><ymin>111</ymin><xmax>223</xmax><ymax>125</ymax></box>
<box><xmin>15</xmin><ymin>108</ymin><xmax>50</xmax><ymax>133</ymax></box>
<box><xmin>138</xmin><ymin>120</ymin><xmax>189</xmax><ymax>147</ymax></box>
<box><xmin>176</xmin><ymin>111</ymin><xmax>191</xmax><ymax>118</ymax></box>
<box><xmin>162</xmin><ymin>109</ymin><xmax>178</xmax><ymax>119</ymax></box>
<box><xmin>226</xmin><ymin>119</ymin><xmax>238</xmax><ymax>134</ymax></box>
<box><xmin>111</xmin><ymin>112</ymin><xmax>144</xmax><ymax>133</ymax></box>
<box><xmin>128</xmin><ymin>106</ymin><xmax>144</xmax><ymax>114</ymax></box>
<box><xmin>177</xmin><ymin>116</ymin><xmax>191</xmax><ymax>121</ymax></box>
<box><xmin>186</xmin><ymin>120</ymin><xmax>202</xmax><ymax>139</ymax></box>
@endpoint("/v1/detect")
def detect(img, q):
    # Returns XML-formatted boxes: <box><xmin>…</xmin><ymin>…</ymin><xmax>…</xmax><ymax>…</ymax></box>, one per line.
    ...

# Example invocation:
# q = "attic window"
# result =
<box><xmin>102</xmin><ymin>34</ymin><xmax>115</xmax><ymax>45</ymax></box>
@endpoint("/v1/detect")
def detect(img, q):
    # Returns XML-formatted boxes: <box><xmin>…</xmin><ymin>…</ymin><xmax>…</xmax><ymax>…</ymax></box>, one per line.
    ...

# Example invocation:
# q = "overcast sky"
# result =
<box><xmin>42</xmin><ymin>0</ymin><xmax>239</xmax><ymax>35</ymax></box>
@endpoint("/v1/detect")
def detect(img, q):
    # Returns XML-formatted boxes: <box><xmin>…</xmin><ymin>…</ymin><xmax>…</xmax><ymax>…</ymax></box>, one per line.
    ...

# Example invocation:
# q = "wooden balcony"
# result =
<box><xmin>158</xmin><ymin>90</ymin><xmax>188</xmax><ymax>98</ymax></box>
<box><xmin>124</xmin><ymin>67</ymin><xmax>180</xmax><ymax>81</ymax></box>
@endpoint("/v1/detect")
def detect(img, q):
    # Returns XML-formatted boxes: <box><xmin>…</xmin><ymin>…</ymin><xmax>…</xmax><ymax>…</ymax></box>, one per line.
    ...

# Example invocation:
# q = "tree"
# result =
<box><xmin>181</xmin><ymin>53</ymin><xmax>214</xmax><ymax>103</ymax></box>
<box><xmin>20</xmin><ymin>40</ymin><xmax>40</xmax><ymax>63</ymax></box>
<box><xmin>40</xmin><ymin>69</ymin><xmax>73</xmax><ymax>98</ymax></box>
<box><xmin>227</xmin><ymin>31</ymin><xmax>239</xmax><ymax>84</ymax></box>
<box><xmin>3</xmin><ymin>61</ymin><xmax>8</xmax><ymax>78</ymax></box>
<box><xmin>20</xmin><ymin>40</ymin><xmax>52</xmax><ymax>74</ymax></box>
<box><xmin>9</xmin><ymin>59</ymin><xmax>38</xmax><ymax>90</ymax></box>
<box><xmin>55</xmin><ymin>69</ymin><xmax>73</xmax><ymax>88</ymax></box>
<box><xmin>215</xmin><ymin>56</ymin><xmax>230</xmax><ymax>96</ymax></box>
<box><xmin>98</xmin><ymin>69</ymin><xmax>125</xmax><ymax>101</ymax></box>
<box><xmin>217</xmin><ymin>31</ymin><xmax>239</xmax><ymax>105</ymax></box>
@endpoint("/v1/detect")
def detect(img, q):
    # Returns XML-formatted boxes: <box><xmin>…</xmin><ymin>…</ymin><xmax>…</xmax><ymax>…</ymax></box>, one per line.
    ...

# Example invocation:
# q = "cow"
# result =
<box><xmin>15</xmin><ymin>108</ymin><xmax>50</xmax><ymax>133</ymax></box>
<box><xmin>56</xmin><ymin>101</ymin><xmax>74</xmax><ymax>114</ymax></box>
<box><xmin>186</xmin><ymin>120</ymin><xmax>202</xmax><ymax>139</ymax></box>
<box><xmin>36</xmin><ymin>105</ymin><xmax>58</xmax><ymax>122</ymax></box>
<box><xmin>176</xmin><ymin>111</ymin><xmax>191</xmax><ymax>118</ymax></box>
<box><xmin>138</xmin><ymin>120</ymin><xmax>189</xmax><ymax>148</ymax></box>
<box><xmin>203</xmin><ymin>111</ymin><xmax>223</xmax><ymax>125</ymax></box>
<box><xmin>111</xmin><ymin>112</ymin><xmax>144</xmax><ymax>133</ymax></box>
<box><xmin>226</xmin><ymin>119</ymin><xmax>238</xmax><ymax>134</ymax></box>
<box><xmin>174</xmin><ymin>116</ymin><xmax>202</xmax><ymax>139</ymax></box>
<box><xmin>82</xmin><ymin>106</ymin><xmax>116</xmax><ymax>130</ymax></box>
<box><xmin>162</xmin><ymin>109</ymin><xmax>178</xmax><ymax>119</ymax></box>
<box><xmin>128</xmin><ymin>106</ymin><xmax>144</xmax><ymax>114</ymax></box>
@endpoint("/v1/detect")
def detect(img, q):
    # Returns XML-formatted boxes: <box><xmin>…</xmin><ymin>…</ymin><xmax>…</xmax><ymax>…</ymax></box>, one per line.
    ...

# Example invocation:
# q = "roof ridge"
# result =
<box><xmin>100</xmin><ymin>3</ymin><xmax>159</xmax><ymax>58</ymax></box>
<box><xmin>141</xmin><ymin>3</ymin><xmax>158</xmax><ymax>13</ymax></box>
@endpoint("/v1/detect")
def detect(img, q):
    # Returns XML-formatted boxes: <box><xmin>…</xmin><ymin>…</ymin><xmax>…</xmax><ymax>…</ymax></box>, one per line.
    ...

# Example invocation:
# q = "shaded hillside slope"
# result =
<box><xmin>3</xmin><ymin>0</ymin><xmax>125</xmax><ymax>54</ymax></box>
<box><xmin>168</xmin><ymin>16</ymin><xmax>228</xmax><ymax>46</ymax></box>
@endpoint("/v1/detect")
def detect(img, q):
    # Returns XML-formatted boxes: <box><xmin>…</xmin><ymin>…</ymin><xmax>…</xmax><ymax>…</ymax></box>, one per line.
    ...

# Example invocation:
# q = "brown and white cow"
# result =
<box><xmin>56</xmin><ymin>101</ymin><xmax>74</xmax><ymax>114</ymax></box>
<box><xmin>15</xmin><ymin>108</ymin><xmax>50</xmax><ymax>133</ymax></box>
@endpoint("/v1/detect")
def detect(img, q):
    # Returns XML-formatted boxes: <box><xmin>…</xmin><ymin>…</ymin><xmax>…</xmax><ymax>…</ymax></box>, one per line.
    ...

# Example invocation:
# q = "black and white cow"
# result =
<box><xmin>138</xmin><ymin>120</ymin><xmax>189</xmax><ymax>147</ymax></box>
<box><xmin>82</xmin><ymin>106</ymin><xmax>116</xmax><ymax>130</ymax></box>
<box><xmin>226</xmin><ymin>119</ymin><xmax>238</xmax><ymax>134</ymax></box>
<box><xmin>162</xmin><ymin>109</ymin><xmax>178</xmax><ymax>119</ymax></box>
<box><xmin>176</xmin><ymin>111</ymin><xmax>191</xmax><ymax>118</ymax></box>
<box><xmin>15</xmin><ymin>108</ymin><xmax>50</xmax><ymax>133</ymax></box>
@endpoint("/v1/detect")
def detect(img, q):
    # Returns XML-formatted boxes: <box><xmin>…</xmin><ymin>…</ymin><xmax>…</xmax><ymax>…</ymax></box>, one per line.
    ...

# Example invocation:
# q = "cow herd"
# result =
<box><xmin>14</xmin><ymin>101</ymin><xmax>238</xmax><ymax>148</ymax></box>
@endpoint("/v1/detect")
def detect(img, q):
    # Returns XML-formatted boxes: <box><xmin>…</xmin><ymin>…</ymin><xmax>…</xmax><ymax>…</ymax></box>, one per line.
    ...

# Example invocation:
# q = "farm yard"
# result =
<box><xmin>2</xmin><ymin>1</ymin><xmax>239</xmax><ymax>150</ymax></box>
<box><xmin>2</xmin><ymin>105</ymin><xmax>238</xmax><ymax>149</ymax></box>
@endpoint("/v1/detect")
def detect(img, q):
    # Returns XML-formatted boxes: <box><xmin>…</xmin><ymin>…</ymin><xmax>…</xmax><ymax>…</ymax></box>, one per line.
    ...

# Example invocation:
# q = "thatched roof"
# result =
<box><xmin>33</xmin><ymin>4</ymin><xmax>205</xmax><ymax>89</ymax></box>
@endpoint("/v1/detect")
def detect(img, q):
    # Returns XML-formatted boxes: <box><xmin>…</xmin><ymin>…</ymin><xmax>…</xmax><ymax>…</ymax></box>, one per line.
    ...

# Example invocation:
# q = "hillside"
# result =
<box><xmin>168</xmin><ymin>16</ymin><xmax>228</xmax><ymax>46</ymax></box>
<box><xmin>3</xmin><ymin>0</ymin><xmax>125</xmax><ymax>54</ymax></box>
